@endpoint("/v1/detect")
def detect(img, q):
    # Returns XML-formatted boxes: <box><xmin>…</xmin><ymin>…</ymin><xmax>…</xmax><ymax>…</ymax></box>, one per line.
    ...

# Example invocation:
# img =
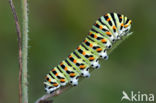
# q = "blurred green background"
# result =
<box><xmin>0</xmin><ymin>0</ymin><xmax>156</xmax><ymax>103</ymax></box>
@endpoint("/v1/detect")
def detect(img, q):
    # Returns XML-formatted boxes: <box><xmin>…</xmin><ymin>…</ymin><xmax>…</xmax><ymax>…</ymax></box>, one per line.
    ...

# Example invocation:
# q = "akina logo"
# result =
<box><xmin>121</xmin><ymin>91</ymin><xmax>155</xmax><ymax>102</ymax></box>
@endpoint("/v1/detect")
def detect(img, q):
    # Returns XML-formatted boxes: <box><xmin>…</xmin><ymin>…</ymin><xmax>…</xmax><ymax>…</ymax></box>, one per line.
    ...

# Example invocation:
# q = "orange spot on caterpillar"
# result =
<box><xmin>64</xmin><ymin>67</ymin><xmax>68</xmax><ymax>71</ymax></box>
<box><xmin>82</xmin><ymin>52</ymin><xmax>86</xmax><ymax>55</ymax></box>
<box><xmin>121</xmin><ymin>23</ymin><xmax>124</xmax><ymax>26</ymax></box>
<box><xmin>107</xmin><ymin>18</ymin><xmax>111</xmax><ymax>21</ymax></box>
<box><xmin>89</xmin><ymin>32</ymin><xmax>92</xmax><ymax>35</ymax></box>
<box><xmin>60</xmin><ymin>62</ymin><xmax>63</xmax><ymax>65</ymax></box>
<box><xmin>60</xmin><ymin>79</ymin><xmax>65</xmax><ymax>82</ymax></box>
<box><xmin>53</xmin><ymin>83</ymin><xmax>58</xmax><ymax>87</ymax></box>
<box><xmin>101</xmin><ymin>39</ymin><xmax>107</xmax><ymax>43</ymax></box>
<box><xmin>84</xmin><ymin>40</ymin><xmax>87</xmax><ymax>43</ymax></box>
<box><xmin>94</xmin><ymin>34</ymin><xmax>97</xmax><ymax>38</ymax></box>
<box><xmin>48</xmin><ymin>78</ymin><xmax>51</xmax><ymax>82</ymax></box>
<box><xmin>89</xmin><ymin>57</ymin><xmax>94</xmax><ymax>60</ymax></box>
<box><xmin>77</xmin><ymin>47</ymin><xmax>80</xmax><ymax>50</ymax></box>
<box><xmin>70</xmin><ymin>73</ymin><xmax>75</xmax><ymax>77</ymax></box>
<box><xmin>99</xmin><ymin>25</ymin><xmax>103</xmax><ymax>30</ymax></box>
<box><xmin>69</xmin><ymin>55</ymin><xmax>72</xmax><ymax>58</ymax></box>
<box><xmin>124</xmin><ymin>25</ymin><xmax>128</xmax><ymax>28</ymax></box>
<box><xmin>55</xmin><ymin>73</ymin><xmax>58</xmax><ymax>76</ymax></box>
<box><xmin>113</xmin><ymin>26</ymin><xmax>116</xmax><ymax>30</ymax></box>
<box><xmin>73</xmin><ymin>59</ymin><xmax>77</xmax><ymax>63</ymax></box>
<box><xmin>96</xmin><ymin>48</ymin><xmax>102</xmax><ymax>52</ymax></box>
<box><xmin>106</xmin><ymin>32</ymin><xmax>111</xmax><ymax>35</ymax></box>
<box><xmin>120</xmin><ymin>16</ymin><xmax>122</xmax><ymax>19</ymax></box>
<box><xmin>80</xmin><ymin>65</ymin><xmax>86</xmax><ymax>69</ymax></box>
<box><xmin>90</xmin><ymin>43</ymin><xmax>93</xmax><ymax>47</ymax></box>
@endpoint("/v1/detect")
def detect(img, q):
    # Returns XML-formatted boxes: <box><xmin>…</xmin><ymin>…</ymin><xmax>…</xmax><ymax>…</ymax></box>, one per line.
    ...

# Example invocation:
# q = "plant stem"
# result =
<box><xmin>9</xmin><ymin>0</ymin><xmax>23</xmax><ymax>103</ymax></box>
<box><xmin>21</xmin><ymin>0</ymin><xmax>29</xmax><ymax>103</ymax></box>
<box><xmin>9</xmin><ymin>0</ymin><xmax>29</xmax><ymax>103</ymax></box>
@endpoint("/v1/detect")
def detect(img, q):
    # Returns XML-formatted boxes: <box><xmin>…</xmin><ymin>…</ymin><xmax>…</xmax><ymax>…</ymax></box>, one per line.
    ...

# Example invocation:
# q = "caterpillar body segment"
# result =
<box><xmin>50</xmin><ymin>67</ymin><xmax>68</xmax><ymax>86</ymax></box>
<box><xmin>105</xmin><ymin>13</ymin><xmax>120</xmax><ymax>39</ymax></box>
<box><xmin>88</xmin><ymin>30</ymin><xmax>112</xmax><ymax>49</ymax></box>
<box><xmin>93</xmin><ymin>17</ymin><xmax>115</xmax><ymax>42</ymax></box>
<box><xmin>82</xmin><ymin>37</ymin><xmax>108</xmax><ymax>60</ymax></box>
<box><xmin>44</xmin><ymin>74</ymin><xmax>60</xmax><ymax>94</ymax></box>
<box><xmin>60</xmin><ymin>60</ymin><xmax>80</xmax><ymax>86</ymax></box>
<box><xmin>76</xmin><ymin>44</ymin><xmax>100</xmax><ymax>69</ymax></box>
<box><xmin>69</xmin><ymin>52</ymin><xmax>91</xmax><ymax>76</ymax></box>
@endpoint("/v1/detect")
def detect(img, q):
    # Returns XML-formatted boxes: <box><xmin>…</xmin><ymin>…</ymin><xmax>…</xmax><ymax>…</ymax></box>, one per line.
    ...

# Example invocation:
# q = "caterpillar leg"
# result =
<box><xmin>121</xmin><ymin>25</ymin><xmax>131</xmax><ymax>36</ymax></box>
<box><xmin>80</xmin><ymin>67</ymin><xmax>90</xmax><ymax>77</ymax></box>
<box><xmin>99</xmin><ymin>49</ymin><xmax>108</xmax><ymax>60</ymax></box>
<box><xmin>87</xmin><ymin>55</ymin><xmax>100</xmax><ymax>69</ymax></box>
<box><xmin>76</xmin><ymin>62</ymin><xmax>90</xmax><ymax>78</ymax></box>
<box><xmin>91</xmin><ymin>59</ymin><xmax>100</xmax><ymax>69</ymax></box>
<box><xmin>70</xmin><ymin>77</ymin><xmax>78</xmax><ymax>86</ymax></box>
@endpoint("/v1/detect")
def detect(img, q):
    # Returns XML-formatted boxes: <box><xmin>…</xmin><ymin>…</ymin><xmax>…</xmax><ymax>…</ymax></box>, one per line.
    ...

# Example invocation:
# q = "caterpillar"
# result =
<box><xmin>44</xmin><ymin>12</ymin><xmax>132</xmax><ymax>94</ymax></box>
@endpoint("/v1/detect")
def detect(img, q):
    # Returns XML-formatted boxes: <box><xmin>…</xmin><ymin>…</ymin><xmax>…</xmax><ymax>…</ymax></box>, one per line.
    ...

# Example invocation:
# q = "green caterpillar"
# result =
<box><xmin>44</xmin><ymin>12</ymin><xmax>132</xmax><ymax>94</ymax></box>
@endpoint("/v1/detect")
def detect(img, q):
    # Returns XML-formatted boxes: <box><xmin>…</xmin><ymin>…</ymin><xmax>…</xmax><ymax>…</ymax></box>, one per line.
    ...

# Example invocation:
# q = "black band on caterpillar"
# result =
<box><xmin>44</xmin><ymin>12</ymin><xmax>132</xmax><ymax>94</ymax></box>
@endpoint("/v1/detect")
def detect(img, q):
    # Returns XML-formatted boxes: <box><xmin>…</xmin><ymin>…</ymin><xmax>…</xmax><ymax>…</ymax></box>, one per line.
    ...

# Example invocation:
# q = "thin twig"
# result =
<box><xmin>21</xmin><ymin>0</ymin><xmax>29</xmax><ymax>103</ymax></box>
<box><xmin>35</xmin><ymin>33</ymin><xmax>132</xmax><ymax>103</ymax></box>
<box><xmin>9</xmin><ymin>0</ymin><xmax>22</xmax><ymax>103</ymax></box>
<box><xmin>35</xmin><ymin>86</ymin><xmax>71</xmax><ymax>103</ymax></box>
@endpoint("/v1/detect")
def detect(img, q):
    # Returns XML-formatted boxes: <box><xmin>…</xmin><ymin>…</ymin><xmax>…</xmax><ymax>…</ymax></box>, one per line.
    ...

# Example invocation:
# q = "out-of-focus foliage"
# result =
<box><xmin>0</xmin><ymin>0</ymin><xmax>156</xmax><ymax>103</ymax></box>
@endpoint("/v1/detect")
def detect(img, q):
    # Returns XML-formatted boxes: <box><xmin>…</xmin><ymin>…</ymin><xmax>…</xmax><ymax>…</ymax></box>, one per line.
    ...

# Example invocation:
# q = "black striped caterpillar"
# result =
<box><xmin>44</xmin><ymin>12</ymin><xmax>132</xmax><ymax>94</ymax></box>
